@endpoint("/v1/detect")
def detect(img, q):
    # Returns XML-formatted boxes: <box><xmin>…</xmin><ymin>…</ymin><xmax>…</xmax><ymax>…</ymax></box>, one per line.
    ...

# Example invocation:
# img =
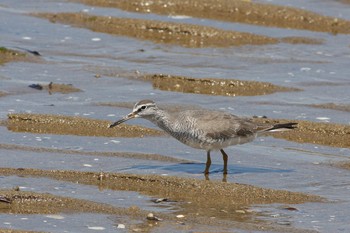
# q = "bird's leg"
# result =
<box><xmin>204</xmin><ymin>151</ymin><xmax>211</xmax><ymax>174</ymax></box>
<box><xmin>222</xmin><ymin>174</ymin><xmax>227</xmax><ymax>183</ymax></box>
<box><xmin>220</xmin><ymin>149</ymin><xmax>228</xmax><ymax>175</ymax></box>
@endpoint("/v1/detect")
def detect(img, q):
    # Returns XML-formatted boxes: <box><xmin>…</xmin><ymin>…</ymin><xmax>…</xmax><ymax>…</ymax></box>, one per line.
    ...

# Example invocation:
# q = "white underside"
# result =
<box><xmin>179</xmin><ymin>134</ymin><xmax>258</xmax><ymax>151</ymax></box>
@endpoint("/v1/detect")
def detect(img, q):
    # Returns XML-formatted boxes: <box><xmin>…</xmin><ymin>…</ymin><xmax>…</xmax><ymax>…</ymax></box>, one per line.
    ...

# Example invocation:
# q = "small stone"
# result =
<box><xmin>176</xmin><ymin>214</ymin><xmax>185</xmax><ymax>218</ymax></box>
<box><xmin>128</xmin><ymin>206</ymin><xmax>140</xmax><ymax>212</ymax></box>
<box><xmin>117</xmin><ymin>224</ymin><xmax>125</xmax><ymax>229</ymax></box>
<box><xmin>277</xmin><ymin>221</ymin><xmax>291</xmax><ymax>225</ymax></box>
<box><xmin>283</xmin><ymin>206</ymin><xmax>298</xmax><ymax>211</ymax></box>
<box><xmin>0</xmin><ymin>196</ymin><xmax>11</xmax><ymax>203</ymax></box>
<box><xmin>46</xmin><ymin>215</ymin><xmax>65</xmax><ymax>220</ymax></box>
<box><xmin>87</xmin><ymin>226</ymin><xmax>105</xmax><ymax>230</ymax></box>
<box><xmin>28</xmin><ymin>84</ymin><xmax>43</xmax><ymax>90</ymax></box>
<box><xmin>146</xmin><ymin>213</ymin><xmax>162</xmax><ymax>221</ymax></box>
<box><xmin>152</xmin><ymin>198</ymin><xmax>168</xmax><ymax>203</ymax></box>
<box><xmin>235</xmin><ymin>210</ymin><xmax>246</xmax><ymax>214</ymax></box>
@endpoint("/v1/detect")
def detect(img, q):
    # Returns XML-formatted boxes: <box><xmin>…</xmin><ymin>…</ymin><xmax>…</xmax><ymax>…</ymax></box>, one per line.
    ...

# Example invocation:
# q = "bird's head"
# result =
<box><xmin>109</xmin><ymin>99</ymin><xmax>158</xmax><ymax>128</ymax></box>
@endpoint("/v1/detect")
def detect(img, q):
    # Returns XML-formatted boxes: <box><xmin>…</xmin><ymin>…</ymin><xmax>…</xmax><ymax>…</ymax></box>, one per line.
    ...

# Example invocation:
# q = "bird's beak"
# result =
<box><xmin>108</xmin><ymin>111</ymin><xmax>138</xmax><ymax>128</ymax></box>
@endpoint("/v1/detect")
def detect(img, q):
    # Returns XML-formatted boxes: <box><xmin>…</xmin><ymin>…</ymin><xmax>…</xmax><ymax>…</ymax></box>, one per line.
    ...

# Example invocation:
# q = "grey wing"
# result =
<box><xmin>191</xmin><ymin>111</ymin><xmax>258</xmax><ymax>140</ymax></box>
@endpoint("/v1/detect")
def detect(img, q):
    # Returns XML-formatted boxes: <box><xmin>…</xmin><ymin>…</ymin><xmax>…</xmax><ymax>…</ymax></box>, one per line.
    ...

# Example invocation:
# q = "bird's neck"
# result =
<box><xmin>148</xmin><ymin>109</ymin><xmax>174</xmax><ymax>132</ymax></box>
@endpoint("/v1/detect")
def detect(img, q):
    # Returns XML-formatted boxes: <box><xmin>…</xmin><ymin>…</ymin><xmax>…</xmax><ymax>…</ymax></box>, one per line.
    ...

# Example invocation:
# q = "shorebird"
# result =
<box><xmin>109</xmin><ymin>99</ymin><xmax>297</xmax><ymax>174</ymax></box>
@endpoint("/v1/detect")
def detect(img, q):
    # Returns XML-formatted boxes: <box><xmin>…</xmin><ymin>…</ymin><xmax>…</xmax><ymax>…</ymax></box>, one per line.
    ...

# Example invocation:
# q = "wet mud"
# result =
<box><xmin>71</xmin><ymin>0</ymin><xmax>350</xmax><ymax>34</ymax></box>
<box><xmin>4</xmin><ymin>113</ymin><xmax>350</xmax><ymax>149</ymax></box>
<box><xmin>0</xmin><ymin>168</ymin><xmax>323</xmax><ymax>232</ymax></box>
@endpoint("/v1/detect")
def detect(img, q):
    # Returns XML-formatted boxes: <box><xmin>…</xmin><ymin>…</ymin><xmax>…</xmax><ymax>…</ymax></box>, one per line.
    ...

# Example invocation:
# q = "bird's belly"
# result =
<box><xmin>177</xmin><ymin>134</ymin><xmax>257</xmax><ymax>151</ymax></box>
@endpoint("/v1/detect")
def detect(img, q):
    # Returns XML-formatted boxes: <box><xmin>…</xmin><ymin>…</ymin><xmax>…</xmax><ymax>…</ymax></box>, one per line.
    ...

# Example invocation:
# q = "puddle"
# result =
<box><xmin>0</xmin><ymin>213</ymin><xmax>124</xmax><ymax>233</ymax></box>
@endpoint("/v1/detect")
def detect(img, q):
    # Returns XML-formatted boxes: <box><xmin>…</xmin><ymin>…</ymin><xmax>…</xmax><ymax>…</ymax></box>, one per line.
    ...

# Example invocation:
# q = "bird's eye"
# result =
<box><xmin>140</xmin><ymin>105</ymin><xmax>147</xmax><ymax>110</ymax></box>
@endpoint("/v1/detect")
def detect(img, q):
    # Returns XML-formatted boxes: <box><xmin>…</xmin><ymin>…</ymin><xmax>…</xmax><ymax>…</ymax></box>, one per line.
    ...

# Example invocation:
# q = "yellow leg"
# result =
<box><xmin>220</xmin><ymin>149</ymin><xmax>228</xmax><ymax>175</ymax></box>
<box><xmin>204</xmin><ymin>151</ymin><xmax>211</xmax><ymax>174</ymax></box>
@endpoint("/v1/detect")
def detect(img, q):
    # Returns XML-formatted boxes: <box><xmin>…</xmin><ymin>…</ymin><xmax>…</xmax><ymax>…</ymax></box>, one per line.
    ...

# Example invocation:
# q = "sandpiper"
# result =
<box><xmin>109</xmin><ymin>99</ymin><xmax>297</xmax><ymax>174</ymax></box>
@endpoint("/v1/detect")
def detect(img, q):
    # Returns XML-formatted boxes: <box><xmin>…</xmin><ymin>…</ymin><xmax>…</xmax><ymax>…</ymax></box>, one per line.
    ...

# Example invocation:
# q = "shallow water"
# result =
<box><xmin>1</xmin><ymin>0</ymin><xmax>350</xmax><ymax>232</ymax></box>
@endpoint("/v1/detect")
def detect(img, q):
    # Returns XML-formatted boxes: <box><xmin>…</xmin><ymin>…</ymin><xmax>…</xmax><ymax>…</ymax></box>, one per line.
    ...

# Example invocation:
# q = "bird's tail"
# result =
<box><xmin>264</xmin><ymin>122</ymin><xmax>298</xmax><ymax>132</ymax></box>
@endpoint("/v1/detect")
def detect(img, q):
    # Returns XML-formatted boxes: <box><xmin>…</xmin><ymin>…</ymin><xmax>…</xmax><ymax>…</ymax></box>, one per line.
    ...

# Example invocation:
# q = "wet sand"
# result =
<box><xmin>0</xmin><ymin>168</ymin><xmax>323</xmax><ymax>232</ymax></box>
<box><xmin>0</xmin><ymin>229</ymin><xmax>44</xmax><ymax>233</ymax></box>
<box><xmin>29</xmin><ymin>82</ymin><xmax>82</xmax><ymax>94</ymax></box>
<box><xmin>254</xmin><ymin>101</ymin><xmax>350</xmax><ymax>113</ymax></box>
<box><xmin>0</xmin><ymin>143</ymin><xmax>190</xmax><ymax>163</ymax></box>
<box><xmin>253</xmin><ymin>118</ymin><xmax>350</xmax><ymax>149</ymax></box>
<box><xmin>4</xmin><ymin>113</ymin><xmax>350</xmax><ymax>149</ymax></box>
<box><xmin>43</xmin><ymin>83</ymin><xmax>81</xmax><ymax>94</ymax></box>
<box><xmin>71</xmin><ymin>0</ymin><xmax>350</xmax><ymax>34</ymax></box>
<box><xmin>93</xmin><ymin>71</ymin><xmax>301</xmax><ymax>96</ymax></box>
<box><xmin>139</xmin><ymin>74</ymin><xmax>300</xmax><ymax>96</ymax></box>
<box><xmin>1</xmin><ymin>0</ymin><xmax>349</xmax><ymax>232</ymax></box>
<box><xmin>32</xmin><ymin>12</ymin><xmax>323</xmax><ymax>48</ymax></box>
<box><xmin>311</xmin><ymin>103</ymin><xmax>350</xmax><ymax>113</ymax></box>
<box><xmin>0</xmin><ymin>168</ymin><xmax>322</xmax><ymax>206</ymax></box>
<box><xmin>5</xmin><ymin>113</ymin><xmax>163</xmax><ymax>137</ymax></box>
<box><xmin>0</xmin><ymin>47</ymin><xmax>39</xmax><ymax>65</ymax></box>
<box><xmin>33</xmin><ymin>12</ymin><xmax>278</xmax><ymax>48</ymax></box>
<box><xmin>332</xmin><ymin>161</ymin><xmax>350</xmax><ymax>170</ymax></box>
